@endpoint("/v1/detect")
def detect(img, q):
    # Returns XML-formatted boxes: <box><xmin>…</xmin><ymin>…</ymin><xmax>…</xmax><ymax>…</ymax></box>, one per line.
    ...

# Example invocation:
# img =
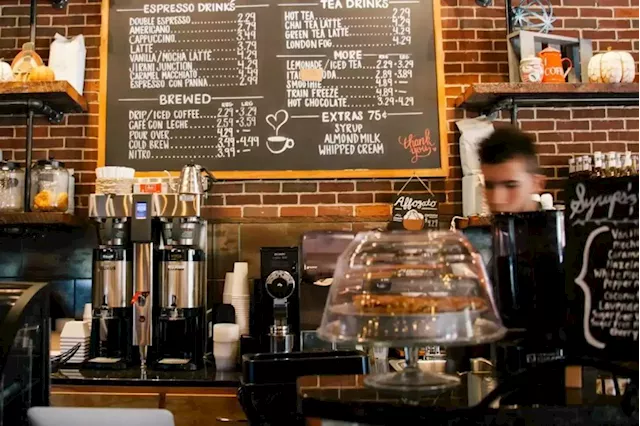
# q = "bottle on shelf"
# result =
<box><xmin>568</xmin><ymin>158</ymin><xmax>576</xmax><ymax>178</ymax></box>
<box><xmin>605</xmin><ymin>152</ymin><xmax>618</xmax><ymax>177</ymax></box>
<box><xmin>632</xmin><ymin>154</ymin><xmax>639</xmax><ymax>176</ymax></box>
<box><xmin>575</xmin><ymin>156</ymin><xmax>584</xmax><ymax>177</ymax></box>
<box><xmin>622</xmin><ymin>151</ymin><xmax>633</xmax><ymax>176</ymax></box>
<box><xmin>592</xmin><ymin>151</ymin><xmax>604</xmax><ymax>179</ymax></box>
<box><xmin>582</xmin><ymin>155</ymin><xmax>592</xmax><ymax>177</ymax></box>
<box><xmin>616</xmin><ymin>152</ymin><xmax>625</xmax><ymax>176</ymax></box>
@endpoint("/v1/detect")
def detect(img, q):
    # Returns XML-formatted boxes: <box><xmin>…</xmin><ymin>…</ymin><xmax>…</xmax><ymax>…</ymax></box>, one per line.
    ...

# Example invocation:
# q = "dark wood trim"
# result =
<box><xmin>51</xmin><ymin>385</ymin><xmax>238</xmax><ymax>396</ymax></box>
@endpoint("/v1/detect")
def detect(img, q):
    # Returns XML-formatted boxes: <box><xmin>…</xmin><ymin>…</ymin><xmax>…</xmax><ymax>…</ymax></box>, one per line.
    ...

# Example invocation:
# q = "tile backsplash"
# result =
<box><xmin>0</xmin><ymin>226</ymin><xmax>95</xmax><ymax>321</ymax></box>
<box><xmin>0</xmin><ymin>220</ymin><xmax>383</xmax><ymax>322</ymax></box>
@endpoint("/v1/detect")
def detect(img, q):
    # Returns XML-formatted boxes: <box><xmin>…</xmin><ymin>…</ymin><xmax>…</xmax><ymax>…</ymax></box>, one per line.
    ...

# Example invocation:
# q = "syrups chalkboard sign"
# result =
<box><xmin>98</xmin><ymin>0</ymin><xmax>447</xmax><ymax>178</ymax></box>
<box><xmin>565</xmin><ymin>177</ymin><xmax>639</xmax><ymax>362</ymax></box>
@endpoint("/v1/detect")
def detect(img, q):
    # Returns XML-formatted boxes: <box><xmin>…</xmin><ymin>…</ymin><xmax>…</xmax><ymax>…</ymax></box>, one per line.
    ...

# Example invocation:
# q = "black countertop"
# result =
<box><xmin>52</xmin><ymin>361</ymin><xmax>241</xmax><ymax>388</ymax></box>
<box><xmin>297</xmin><ymin>373</ymin><xmax>637</xmax><ymax>426</ymax></box>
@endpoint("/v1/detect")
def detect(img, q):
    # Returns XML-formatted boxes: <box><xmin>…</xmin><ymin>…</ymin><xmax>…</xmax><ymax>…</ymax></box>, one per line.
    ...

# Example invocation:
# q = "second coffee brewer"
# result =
<box><xmin>153</xmin><ymin>217</ymin><xmax>207</xmax><ymax>370</ymax></box>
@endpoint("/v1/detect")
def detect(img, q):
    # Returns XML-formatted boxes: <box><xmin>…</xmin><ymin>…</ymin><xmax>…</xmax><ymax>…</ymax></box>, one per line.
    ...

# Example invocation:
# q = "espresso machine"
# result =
<box><xmin>87</xmin><ymin>210</ymin><xmax>135</xmax><ymax>369</ymax></box>
<box><xmin>491</xmin><ymin>211</ymin><xmax>566</xmax><ymax>405</ymax></box>
<box><xmin>153</xmin><ymin>212</ymin><xmax>207</xmax><ymax>371</ymax></box>
<box><xmin>252</xmin><ymin>247</ymin><xmax>300</xmax><ymax>353</ymax></box>
<box><xmin>299</xmin><ymin>231</ymin><xmax>356</xmax><ymax>350</ymax></box>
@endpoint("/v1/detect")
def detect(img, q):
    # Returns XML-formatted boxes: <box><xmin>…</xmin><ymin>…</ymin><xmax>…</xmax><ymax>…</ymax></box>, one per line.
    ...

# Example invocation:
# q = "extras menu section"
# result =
<box><xmin>104</xmin><ymin>0</ymin><xmax>444</xmax><ymax>175</ymax></box>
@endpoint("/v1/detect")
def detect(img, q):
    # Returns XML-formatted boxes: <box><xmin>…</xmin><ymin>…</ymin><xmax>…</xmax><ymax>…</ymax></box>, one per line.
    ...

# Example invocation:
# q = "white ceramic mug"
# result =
<box><xmin>519</xmin><ymin>57</ymin><xmax>544</xmax><ymax>83</ymax></box>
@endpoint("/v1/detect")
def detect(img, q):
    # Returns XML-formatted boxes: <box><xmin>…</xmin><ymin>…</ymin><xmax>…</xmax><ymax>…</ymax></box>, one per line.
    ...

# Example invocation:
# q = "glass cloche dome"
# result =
<box><xmin>317</xmin><ymin>230</ymin><xmax>506</xmax><ymax>391</ymax></box>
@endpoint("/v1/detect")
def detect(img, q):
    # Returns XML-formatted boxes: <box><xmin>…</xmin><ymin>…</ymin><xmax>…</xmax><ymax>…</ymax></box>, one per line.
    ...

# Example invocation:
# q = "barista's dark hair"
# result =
<box><xmin>479</xmin><ymin>126</ymin><xmax>539</xmax><ymax>173</ymax></box>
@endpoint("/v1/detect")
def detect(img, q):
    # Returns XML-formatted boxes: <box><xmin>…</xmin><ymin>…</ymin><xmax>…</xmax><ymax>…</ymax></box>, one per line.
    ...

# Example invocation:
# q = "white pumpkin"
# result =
<box><xmin>588</xmin><ymin>48</ymin><xmax>636</xmax><ymax>83</ymax></box>
<box><xmin>0</xmin><ymin>60</ymin><xmax>13</xmax><ymax>82</ymax></box>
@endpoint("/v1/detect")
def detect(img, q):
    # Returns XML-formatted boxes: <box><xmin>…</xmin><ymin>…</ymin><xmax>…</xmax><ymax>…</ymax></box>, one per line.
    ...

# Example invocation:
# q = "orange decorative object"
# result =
<box><xmin>27</xmin><ymin>65</ymin><xmax>56</xmax><ymax>82</ymax></box>
<box><xmin>11</xmin><ymin>42</ymin><xmax>44</xmax><ymax>82</ymax></box>
<box><xmin>538</xmin><ymin>47</ymin><xmax>572</xmax><ymax>83</ymax></box>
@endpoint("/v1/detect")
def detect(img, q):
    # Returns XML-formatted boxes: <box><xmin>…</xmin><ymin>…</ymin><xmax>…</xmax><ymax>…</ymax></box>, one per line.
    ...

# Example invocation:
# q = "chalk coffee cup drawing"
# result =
<box><xmin>266</xmin><ymin>136</ymin><xmax>295</xmax><ymax>154</ymax></box>
<box><xmin>265</xmin><ymin>109</ymin><xmax>295</xmax><ymax>155</ymax></box>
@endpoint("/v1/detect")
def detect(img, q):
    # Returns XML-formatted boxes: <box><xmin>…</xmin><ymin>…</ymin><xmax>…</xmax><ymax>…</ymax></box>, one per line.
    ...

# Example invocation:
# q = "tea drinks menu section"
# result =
<box><xmin>105</xmin><ymin>0</ymin><xmax>442</xmax><ymax>173</ymax></box>
<box><xmin>564</xmin><ymin>177</ymin><xmax>639</xmax><ymax>362</ymax></box>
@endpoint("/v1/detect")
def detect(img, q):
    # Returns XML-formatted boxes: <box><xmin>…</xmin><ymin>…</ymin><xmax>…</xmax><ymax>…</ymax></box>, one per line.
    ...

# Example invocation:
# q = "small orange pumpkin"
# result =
<box><xmin>28</xmin><ymin>65</ymin><xmax>55</xmax><ymax>82</ymax></box>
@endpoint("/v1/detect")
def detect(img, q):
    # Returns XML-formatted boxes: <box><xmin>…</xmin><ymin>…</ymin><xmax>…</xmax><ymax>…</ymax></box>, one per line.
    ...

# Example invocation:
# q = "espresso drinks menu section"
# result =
<box><xmin>104</xmin><ymin>0</ymin><xmax>442</xmax><ymax>174</ymax></box>
<box><xmin>565</xmin><ymin>177</ymin><xmax>639</xmax><ymax>361</ymax></box>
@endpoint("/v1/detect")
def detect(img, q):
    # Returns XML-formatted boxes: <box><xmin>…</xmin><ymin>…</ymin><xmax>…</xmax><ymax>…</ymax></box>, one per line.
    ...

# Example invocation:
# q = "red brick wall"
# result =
<box><xmin>0</xmin><ymin>0</ymin><xmax>638</xmax><ymax>224</ymax></box>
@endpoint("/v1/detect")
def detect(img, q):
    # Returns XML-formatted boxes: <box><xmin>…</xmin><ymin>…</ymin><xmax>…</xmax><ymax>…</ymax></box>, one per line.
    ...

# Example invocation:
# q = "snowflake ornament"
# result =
<box><xmin>512</xmin><ymin>0</ymin><xmax>556</xmax><ymax>33</ymax></box>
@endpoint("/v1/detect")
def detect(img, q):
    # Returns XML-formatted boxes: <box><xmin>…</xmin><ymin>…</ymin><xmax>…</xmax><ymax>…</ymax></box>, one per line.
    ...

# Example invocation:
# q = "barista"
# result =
<box><xmin>448</xmin><ymin>126</ymin><xmax>546</xmax><ymax>373</ymax></box>
<box><xmin>479</xmin><ymin>127</ymin><xmax>567</xmax><ymax>406</ymax></box>
<box><xmin>479</xmin><ymin>126</ymin><xmax>546</xmax><ymax>213</ymax></box>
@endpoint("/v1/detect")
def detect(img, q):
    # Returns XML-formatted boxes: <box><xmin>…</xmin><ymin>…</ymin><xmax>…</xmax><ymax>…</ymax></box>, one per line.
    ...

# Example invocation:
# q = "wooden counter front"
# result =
<box><xmin>51</xmin><ymin>384</ymin><xmax>246</xmax><ymax>426</ymax></box>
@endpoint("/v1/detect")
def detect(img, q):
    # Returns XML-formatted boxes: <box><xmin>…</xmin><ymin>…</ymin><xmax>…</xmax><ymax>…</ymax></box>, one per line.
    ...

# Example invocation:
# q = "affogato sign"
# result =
<box><xmin>389</xmin><ymin>194</ymin><xmax>439</xmax><ymax>231</ymax></box>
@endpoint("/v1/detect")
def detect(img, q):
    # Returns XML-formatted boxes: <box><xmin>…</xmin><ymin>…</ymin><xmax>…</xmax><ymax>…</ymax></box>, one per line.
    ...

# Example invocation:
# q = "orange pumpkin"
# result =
<box><xmin>28</xmin><ymin>65</ymin><xmax>55</xmax><ymax>82</ymax></box>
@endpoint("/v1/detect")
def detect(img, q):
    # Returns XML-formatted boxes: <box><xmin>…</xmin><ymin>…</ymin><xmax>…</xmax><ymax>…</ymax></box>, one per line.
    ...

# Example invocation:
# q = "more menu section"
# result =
<box><xmin>105</xmin><ymin>0</ymin><xmax>443</xmax><ymax>174</ymax></box>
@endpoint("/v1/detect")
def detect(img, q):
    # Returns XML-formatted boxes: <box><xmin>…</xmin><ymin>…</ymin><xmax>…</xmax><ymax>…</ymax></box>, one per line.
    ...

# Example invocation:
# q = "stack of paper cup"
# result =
<box><xmin>213</xmin><ymin>323</ymin><xmax>240</xmax><ymax>371</ymax></box>
<box><xmin>82</xmin><ymin>303</ymin><xmax>92</xmax><ymax>333</ymax></box>
<box><xmin>229</xmin><ymin>262</ymin><xmax>250</xmax><ymax>335</ymax></box>
<box><xmin>232</xmin><ymin>262</ymin><xmax>249</xmax><ymax>294</ymax></box>
<box><xmin>222</xmin><ymin>272</ymin><xmax>235</xmax><ymax>304</ymax></box>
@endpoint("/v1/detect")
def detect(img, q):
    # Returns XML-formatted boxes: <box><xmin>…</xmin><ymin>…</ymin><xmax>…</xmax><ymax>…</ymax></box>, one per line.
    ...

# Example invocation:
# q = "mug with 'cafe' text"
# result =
<box><xmin>538</xmin><ymin>47</ymin><xmax>572</xmax><ymax>83</ymax></box>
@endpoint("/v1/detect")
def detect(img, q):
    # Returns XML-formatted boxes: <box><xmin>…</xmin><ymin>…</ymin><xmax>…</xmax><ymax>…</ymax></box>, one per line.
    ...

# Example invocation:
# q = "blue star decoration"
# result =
<box><xmin>512</xmin><ymin>0</ymin><xmax>557</xmax><ymax>33</ymax></box>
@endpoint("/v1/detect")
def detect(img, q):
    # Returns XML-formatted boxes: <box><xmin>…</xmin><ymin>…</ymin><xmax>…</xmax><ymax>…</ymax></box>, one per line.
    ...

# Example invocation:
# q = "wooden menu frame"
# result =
<box><xmin>97</xmin><ymin>0</ymin><xmax>448</xmax><ymax>179</ymax></box>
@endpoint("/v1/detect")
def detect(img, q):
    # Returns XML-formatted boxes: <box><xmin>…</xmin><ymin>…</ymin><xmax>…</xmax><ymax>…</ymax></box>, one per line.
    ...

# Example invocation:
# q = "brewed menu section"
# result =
<box><xmin>565</xmin><ymin>177</ymin><xmax>639</xmax><ymax>361</ymax></box>
<box><xmin>103</xmin><ymin>0</ymin><xmax>445</xmax><ymax>176</ymax></box>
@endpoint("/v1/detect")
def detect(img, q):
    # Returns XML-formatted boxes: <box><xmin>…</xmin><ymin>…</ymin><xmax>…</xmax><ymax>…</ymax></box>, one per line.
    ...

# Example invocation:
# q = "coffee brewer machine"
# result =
<box><xmin>252</xmin><ymin>247</ymin><xmax>300</xmax><ymax>353</ymax></box>
<box><xmin>88</xmin><ymin>190</ymin><xmax>208</xmax><ymax>370</ymax></box>
<box><xmin>88</xmin><ymin>207</ymin><xmax>134</xmax><ymax>369</ymax></box>
<box><xmin>154</xmin><ymin>213</ymin><xmax>207</xmax><ymax>371</ymax></box>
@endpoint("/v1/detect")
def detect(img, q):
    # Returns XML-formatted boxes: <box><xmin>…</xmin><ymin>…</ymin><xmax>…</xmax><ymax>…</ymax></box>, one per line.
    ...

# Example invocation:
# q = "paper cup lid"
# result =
<box><xmin>213</xmin><ymin>323</ymin><xmax>240</xmax><ymax>342</ymax></box>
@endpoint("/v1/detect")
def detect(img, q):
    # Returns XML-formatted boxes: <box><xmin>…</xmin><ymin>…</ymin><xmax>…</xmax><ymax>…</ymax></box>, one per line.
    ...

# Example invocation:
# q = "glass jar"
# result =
<box><xmin>30</xmin><ymin>159</ymin><xmax>70</xmax><ymax>212</ymax></box>
<box><xmin>0</xmin><ymin>162</ymin><xmax>25</xmax><ymax>213</ymax></box>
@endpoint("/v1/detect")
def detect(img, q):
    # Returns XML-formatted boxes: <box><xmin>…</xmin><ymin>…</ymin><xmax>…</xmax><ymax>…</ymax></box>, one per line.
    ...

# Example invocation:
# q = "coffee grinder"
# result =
<box><xmin>87</xmin><ymin>196</ymin><xmax>135</xmax><ymax>369</ymax></box>
<box><xmin>153</xmin><ymin>198</ymin><xmax>207</xmax><ymax>370</ymax></box>
<box><xmin>252</xmin><ymin>247</ymin><xmax>300</xmax><ymax>353</ymax></box>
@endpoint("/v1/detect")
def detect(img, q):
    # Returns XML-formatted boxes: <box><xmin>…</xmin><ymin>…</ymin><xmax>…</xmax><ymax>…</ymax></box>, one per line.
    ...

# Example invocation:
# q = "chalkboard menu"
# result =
<box><xmin>565</xmin><ymin>177</ymin><xmax>639</xmax><ymax>362</ymax></box>
<box><xmin>99</xmin><ymin>0</ymin><xmax>447</xmax><ymax>178</ymax></box>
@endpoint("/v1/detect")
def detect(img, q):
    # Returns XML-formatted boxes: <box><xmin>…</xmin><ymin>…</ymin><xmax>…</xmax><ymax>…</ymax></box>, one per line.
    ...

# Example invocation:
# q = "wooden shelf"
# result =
<box><xmin>0</xmin><ymin>212</ymin><xmax>86</xmax><ymax>228</ymax></box>
<box><xmin>0</xmin><ymin>81</ymin><xmax>87</xmax><ymax>118</ymax></box>
<box><xmin>456</xmin><ymin>82</ymin><xmax>639</xmax><ymax>113</ymax></box>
